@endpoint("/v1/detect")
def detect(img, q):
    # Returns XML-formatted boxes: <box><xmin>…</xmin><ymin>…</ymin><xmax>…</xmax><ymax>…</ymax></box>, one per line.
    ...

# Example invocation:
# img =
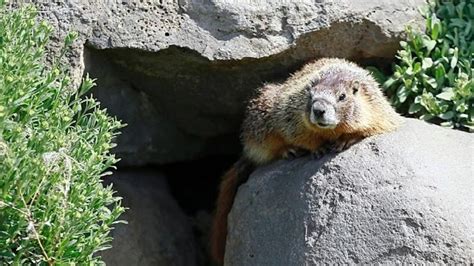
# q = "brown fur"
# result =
<box><xmin>210</xmin><ymin>158</ymin><xmax>254</xmax><ymax>265</ymax></box>
<box><xmin>211</xmin><ymin>58</ymin><xmax>402</xmax><ymax>264</ymax></box>
<box><xmin>210</xmin><ymin>167</ymin><xmax>237</xmax><ymax>264</ymax></box>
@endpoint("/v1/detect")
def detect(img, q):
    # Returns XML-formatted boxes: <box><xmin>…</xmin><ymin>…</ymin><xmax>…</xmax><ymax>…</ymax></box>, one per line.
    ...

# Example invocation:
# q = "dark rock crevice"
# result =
<box><xmin>101</xmin><ymin>155</ymin><xmax>238</xmax><ymax>266</ymax></box>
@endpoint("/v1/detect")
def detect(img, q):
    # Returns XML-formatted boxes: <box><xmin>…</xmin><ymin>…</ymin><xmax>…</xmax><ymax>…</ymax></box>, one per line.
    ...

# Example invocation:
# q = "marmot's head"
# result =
<box><xmin>305</xmin><ymin>68</ymin><xmax>365</xmax><ymax>130</ymax></box>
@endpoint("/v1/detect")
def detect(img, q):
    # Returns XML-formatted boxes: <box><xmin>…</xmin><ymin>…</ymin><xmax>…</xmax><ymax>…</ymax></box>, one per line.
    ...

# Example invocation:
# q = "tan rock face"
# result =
<box><xmin>31</xmin><ymin>0</ymin><xmax>426</xmax><ymax>165</ymax></box>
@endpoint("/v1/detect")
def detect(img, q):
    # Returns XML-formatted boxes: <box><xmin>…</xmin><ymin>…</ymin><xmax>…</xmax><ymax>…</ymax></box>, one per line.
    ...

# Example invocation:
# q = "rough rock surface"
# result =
<box><xmin>226</xmin><ymin>119</ymin><xmax>473</xmax><ymax>265</ymax></box>
<box><xmin>29</xmin><ymin>0</ymin><xmax>426</xmax><ymax>165</ymax></box>
<box><xmin>35</xmin><ymin>0</ymin><xmax>425</xmax><ymax>60</ymax></box>
<box><xmin>100</xmin><ymin>169</ymin><xmax>198</xmax><ymax>265</ymax></box>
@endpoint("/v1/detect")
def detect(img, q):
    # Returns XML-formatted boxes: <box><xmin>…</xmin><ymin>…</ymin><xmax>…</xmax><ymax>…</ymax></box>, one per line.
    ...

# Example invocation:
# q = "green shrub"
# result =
<box><xmin>0</xmin><ymin>3</ymin><xmax>125</xmax><ymax>264</ymax></box>
<box><xmin>383</xmin><ymin>0</ymin><xmax>473</xmax><ymax>131</ymax></box>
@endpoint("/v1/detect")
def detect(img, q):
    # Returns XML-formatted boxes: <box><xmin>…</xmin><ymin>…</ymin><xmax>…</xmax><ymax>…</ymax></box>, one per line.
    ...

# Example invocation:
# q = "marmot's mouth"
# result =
<box><xmin>315</xmin><ymin>121</ymin><xmax>337</xmax><ymax>129</ymax></box>
<box><xmin>317</xmin><ymin>122</ymin><xmax>328</xmax><ymax>127</ymax></box>
<box><xmin>306</xmin><ymin>112</ymin><xmax>338</xmax><ymax>130</ymax></box>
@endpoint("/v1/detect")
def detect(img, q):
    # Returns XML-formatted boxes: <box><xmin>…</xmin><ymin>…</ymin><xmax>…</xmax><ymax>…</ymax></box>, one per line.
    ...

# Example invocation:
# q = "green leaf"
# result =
<box><xmin>455</xmin><ymin>100</ymin><xmax>468</xmax><ymax>112</ymax></box>
<box><xmin>413</xmin><ymin>34</ymin><xmax>424</xmax><ymax>51</ymax></box>
<box><xmin>64</xmin><ymin>31</ymin><xmax>78</xmax><ymax>47</ymax></box>
<box><xmin>408</xmin><ymin>103</ymin><xmax>423</xmax><ymax>114</ymax></box>
<box><xmin>436</xmin><ymin>89</ymin><xmax>455</xmax><ymax>101</ymax></box>
<box><xmin>440</xmin><ymin>121</ymin><xmax>454</xmax><ymax>127</ymax></box>
<box><xmin>463</xmin><ymin>20</ymin><xmax>471</xmax><ymax>38</ymax></box>
<box><xmin>420</xmin><ymin>92</ymin><xmax>440</xmax><ymax>114</ymax></box>
<box><xmin>420</xmin><ymin>113</ymin><xmax>434</xmax><ymax>121</ymax></box>
<box><xmin>414</xmin><ymin>95</ymin><xmax>422</xmax><ymax>104</ymax></box>
<box><xmin>397</xmin><ymin>86</ymin><xmax>409</xmax><ymax>103</ymax></box>
<box><xmin>434</xmin><ymin>64</ymin><xmax>446</xmax><ymax>81</ymax></box>
<box><xmin>431</xmin><ymin>19</ymin><xmax>441</xmax><ymax>40</ymax></box>
<box><xmin>447</xmin><ymin>69</ymin><xmax>456</xmax><ymax>84</ymax></box>
<box><xmin>413</xmin><ymin>62</ymin><xmax>422</xmax><ymax>73</ymax></box>
<box><xmin>383</xmin><ymin>77</ymin><xmax>397</xmax><ymax>89</ymax></box>
<box><xmin>439</xmin><ymin>111</ymin><xmax>455</xmax><ymax>120</ymax></box>
<box><xmin>450</xmin><ymin>47</ymin><xmax>459</xmax><ymax>68</ymax></box>
<box><xmin>422</xmin><ymin>58</ymin><xmax>433</xmax><ymax>69</ymax></box>
<box><xmin>425</xmin><ymin>75</ymin><xmax>438</xmax><ymax>89</ymax></box>
<box><xmin>449</xmin><ymin>18</ymin><xmax>465</xmax><ymax>28</ymax></box>
<box><xmin>463</xmin><ymin>123</ymin><xmax>474</xmax><ymax>132</ymax></box>
<box><xmin>422</xmin><ymin>39</ymin><xmax>437</xmax><ymax>53</ymax></box>
<box><xmin>445</xmin><ymin>2</ymin><xmax>456</xmax><ymax>17</ymax></box>
<box><xmin>455</xmin><ymin>1</ymin><xmax>466</xmax><ymax>17</ymax></box>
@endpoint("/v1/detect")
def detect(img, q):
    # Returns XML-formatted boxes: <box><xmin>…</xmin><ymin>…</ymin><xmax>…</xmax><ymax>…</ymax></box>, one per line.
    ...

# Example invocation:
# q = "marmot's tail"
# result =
<box><xmin>211</xmin><ymin>157</ymin><xmax>255</xmax><ymax>265</ymax></box>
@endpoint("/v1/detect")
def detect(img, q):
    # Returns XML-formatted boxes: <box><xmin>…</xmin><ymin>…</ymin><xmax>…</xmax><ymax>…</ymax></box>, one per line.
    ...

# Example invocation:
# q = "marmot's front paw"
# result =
<box><xmin>311</xmin><ymin>142</ymin><xmax>334</xmax><ymax>159</ymax></box>
<box><xmin>333</xmin><ymin>136</ymin><xmax>363</xmax><ymax>152</ymax></box>
<box><xmin>283</xmin><ymin>148</ymin><xmax>310</xmax><ymax>160</ymax></box>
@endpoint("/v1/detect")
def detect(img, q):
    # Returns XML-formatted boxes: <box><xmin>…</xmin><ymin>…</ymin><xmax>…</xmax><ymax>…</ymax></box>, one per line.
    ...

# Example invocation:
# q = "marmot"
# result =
<box><xmin>211</xmin><ymin>58</ymin><xmax>402</xmax><ymax>264</ymax></box>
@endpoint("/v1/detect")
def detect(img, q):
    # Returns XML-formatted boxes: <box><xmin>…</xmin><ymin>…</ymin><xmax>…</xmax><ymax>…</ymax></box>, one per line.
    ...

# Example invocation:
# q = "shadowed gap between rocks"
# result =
<box><xmin>101</xmin><ymin>156</ymin><xmax>237</xmax><ymax>266</ymax></box>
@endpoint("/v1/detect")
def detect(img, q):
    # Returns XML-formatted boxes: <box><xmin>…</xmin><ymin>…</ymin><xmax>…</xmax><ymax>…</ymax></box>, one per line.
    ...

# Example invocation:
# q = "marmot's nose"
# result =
<box><xmin>313</xmin><ymin>108</ymin><xmax>325</xmax><ymax>118</ymax></box>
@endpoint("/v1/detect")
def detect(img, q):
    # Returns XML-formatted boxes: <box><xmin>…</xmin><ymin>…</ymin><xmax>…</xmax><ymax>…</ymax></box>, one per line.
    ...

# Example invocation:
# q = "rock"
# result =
<box><xmin>29</xmin><ymin>0</ymin><xmax>426</xmax><ymax>165</ymax></box>
<box><xmin>99</xmin><ymin>169</ymin><xmax>198</xmax><ymax>266</ymax></box>
<box><xmin>225</xmin><ymin>119</ymin><xmax>474</xmax><ymax>265</ymax></box>
<box><xmin>34</xmin><ymin>0</ymin><xmax>425</xmax><ymax>61</ymax></box>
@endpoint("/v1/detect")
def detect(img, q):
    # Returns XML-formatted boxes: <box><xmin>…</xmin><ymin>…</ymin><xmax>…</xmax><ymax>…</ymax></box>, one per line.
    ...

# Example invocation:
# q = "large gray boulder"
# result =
<box><xmin>28</xmin><ymin>0</ymin><xmax>426</xmax><ymax>165</ymax></box>
<box><xmin>226</xmin><ymin>119</ymin><xmax>473</xmax><ymax>265</ymax></box>
<box><xmin>99</xmin><ymin>169</ymin><xmax>198</xmax><ymax>265</ymax></box>
<box><xmin>35</xmin><ymin>0</ymin><xmax>425</xmax><ymax>61</ymax></box>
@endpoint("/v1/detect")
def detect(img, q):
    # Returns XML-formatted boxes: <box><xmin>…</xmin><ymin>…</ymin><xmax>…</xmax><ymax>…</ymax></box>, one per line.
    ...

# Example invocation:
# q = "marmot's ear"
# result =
<box><xmin>307</xmin><ymin>74</ymin><xmax>320</xmax><ymax>93</ymax></box>
<box><xmin>310</xmin><ymin>74</ymin><xmax>320</xmax><ymax>87</ymax></box>
<box><xmin>352</xmin><ymin>80</ymin><xmax>361</xmax><ymax>94</ymax></box>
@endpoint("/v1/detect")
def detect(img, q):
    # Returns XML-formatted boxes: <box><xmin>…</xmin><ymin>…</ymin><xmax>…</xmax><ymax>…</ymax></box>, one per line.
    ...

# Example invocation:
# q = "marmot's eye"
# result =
<box><xmin>338</xmin><ymin>93</ymin><xmax>346</xmax><ymax>101</ymax></box>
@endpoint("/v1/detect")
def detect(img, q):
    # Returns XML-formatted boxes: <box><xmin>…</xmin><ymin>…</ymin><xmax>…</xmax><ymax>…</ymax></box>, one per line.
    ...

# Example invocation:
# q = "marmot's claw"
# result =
<box><xmin>333</xmin><ymin>141</ymin><xmax>348</xmax><ymax>152</ymax></box>
<box><xmin>333</xmin><ymin>137</ymin><xmax>362</xmax><ymax>152</ymax></box>
<box><xmin>311</xmin><ymin>142</ymin><xmax>334</xmax><ymax>160</ymax></box>
<box><xmin>311</xmin><ymin>151</ymin><xmax>324</xmax><ymax>160</ymax></box>
<box><xmin>283</xmin><ymin>148</ymin><xmax>309</xmax><ymax>160</ymax></box>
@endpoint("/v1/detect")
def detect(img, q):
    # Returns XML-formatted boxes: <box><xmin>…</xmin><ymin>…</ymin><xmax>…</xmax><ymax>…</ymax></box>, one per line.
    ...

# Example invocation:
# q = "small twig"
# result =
<box><xmin>19</xmin><ymin>190</ymin><xmax>53</xmax><ymax>265</ymax></box>
<box><xmin>28</xmin><ymin>174</ymin><xmax>48</xmax><ymax>209</ymax></box>
<box><xmin>0</xmin><ymin>200</ymin><xmax>28</xmax><ymax>216</ymax></box>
